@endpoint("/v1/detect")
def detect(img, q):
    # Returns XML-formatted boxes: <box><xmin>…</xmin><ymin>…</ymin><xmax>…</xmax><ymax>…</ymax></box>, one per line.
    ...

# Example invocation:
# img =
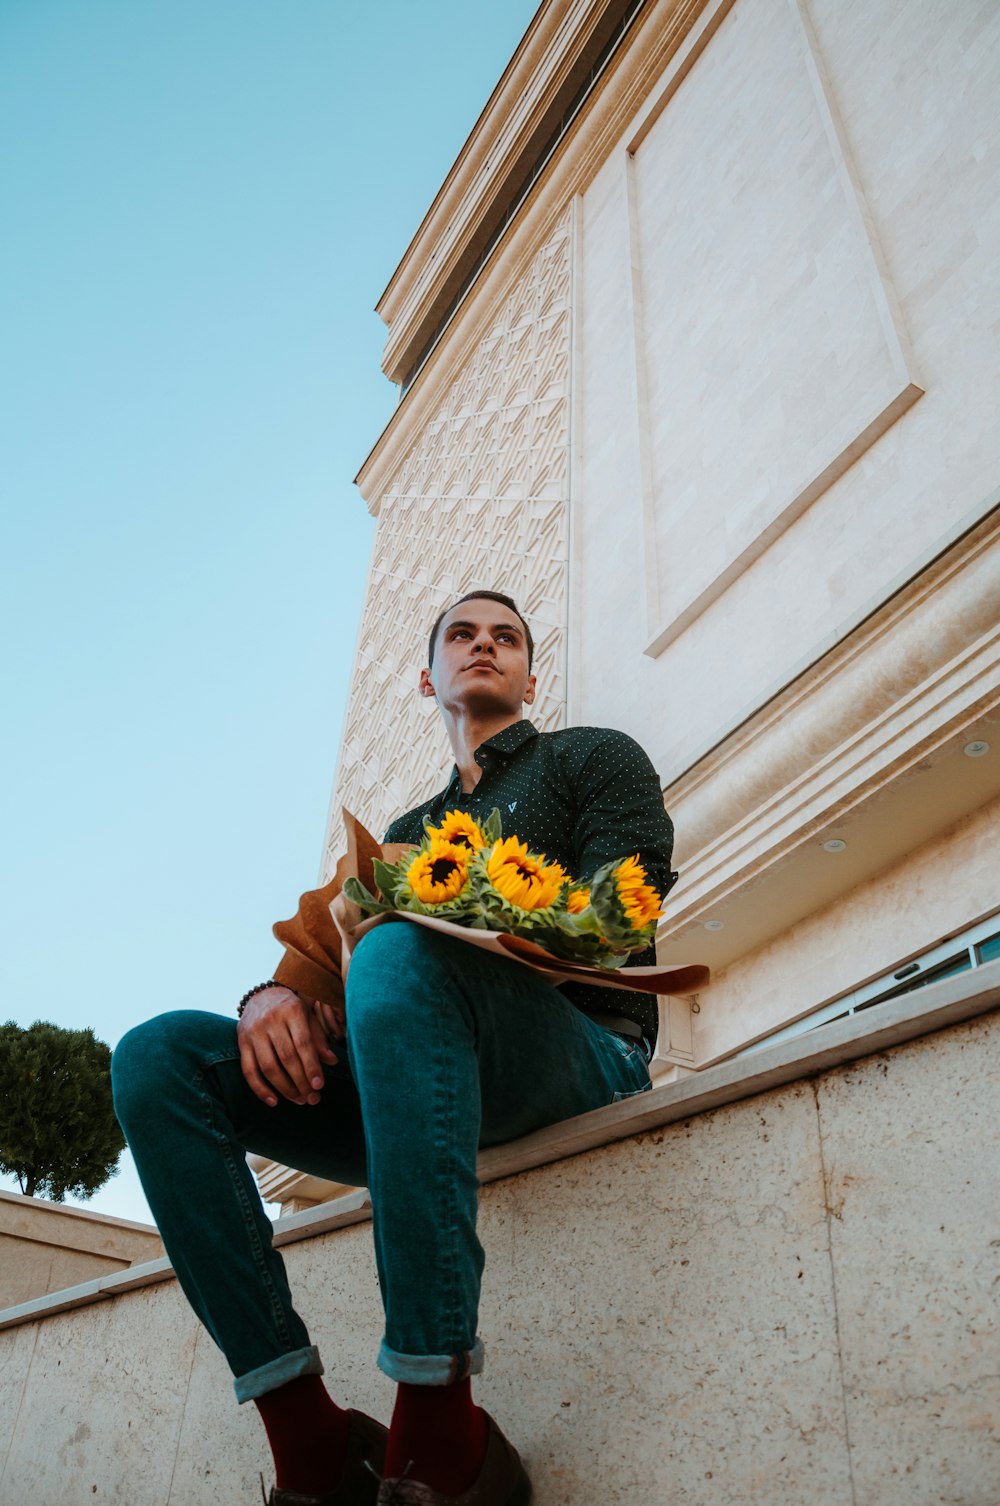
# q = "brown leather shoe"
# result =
<box><xmin>375</xmin><ymin>1414</ymin><xmax>531</xmax><ymax>1505</ymax></box>
<box><xmin>264</xmin><ymin>1407</ymin><xmax>388</xmax><ymax>1505</ymax></box>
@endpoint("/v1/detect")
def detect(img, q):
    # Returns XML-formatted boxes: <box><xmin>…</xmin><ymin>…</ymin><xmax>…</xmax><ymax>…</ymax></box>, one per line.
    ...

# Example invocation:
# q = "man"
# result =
<box><xmin>112</xmin><ymin>590</ymin><xmax>676</xmax><ymax>1506</ymax></box>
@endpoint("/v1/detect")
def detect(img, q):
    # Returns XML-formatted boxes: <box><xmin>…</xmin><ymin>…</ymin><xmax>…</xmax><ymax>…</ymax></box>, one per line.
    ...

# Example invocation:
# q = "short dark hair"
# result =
<box><xmin>428</xmin><ymin>590</ymin><xmax>535</xmax><ymax>670</ymax></box>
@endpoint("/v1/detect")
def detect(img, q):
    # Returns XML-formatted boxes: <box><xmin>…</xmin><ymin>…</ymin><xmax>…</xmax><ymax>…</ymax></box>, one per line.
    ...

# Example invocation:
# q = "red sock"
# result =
<box><xmin>385</xmin><ymin>1377</ymin><xmax>489</xmax><ymax>1495</ymax></box>
<box><xmin>254</xmin><ymin>1375</ymin><xmax>352</xmax><ymax>1494</ymax></box>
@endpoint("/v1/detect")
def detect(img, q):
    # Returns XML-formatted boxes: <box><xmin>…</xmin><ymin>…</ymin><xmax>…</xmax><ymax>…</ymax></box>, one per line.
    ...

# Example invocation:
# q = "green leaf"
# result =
<box><xmin>372</xmin><ymin>857</ymin><xmax>409</xmax><ymax>904</ymax></box>
<box><xmin>483</xmin><ymin>808</ymin><xmax>503</xmax><ymax>844</ymax></box>
<box><xmin>343</xmin><ymin>876</ymin><xmax>397</xmax><ymax>916</ymax></box>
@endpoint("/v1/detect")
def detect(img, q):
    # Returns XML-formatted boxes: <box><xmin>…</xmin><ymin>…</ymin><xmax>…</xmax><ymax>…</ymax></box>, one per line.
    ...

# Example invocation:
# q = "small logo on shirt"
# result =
<box><xmin>508</xmin><ymin>800</ymin><xmax>518</xmax><ymax>813</ymax></box>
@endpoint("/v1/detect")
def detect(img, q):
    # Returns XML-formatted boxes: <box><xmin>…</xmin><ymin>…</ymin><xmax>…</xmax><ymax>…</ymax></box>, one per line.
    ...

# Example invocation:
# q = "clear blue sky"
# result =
<box><xmin>0</xmin><ymin>0</ymin><xmax>539</xmax><ymax>1223</ymax></box>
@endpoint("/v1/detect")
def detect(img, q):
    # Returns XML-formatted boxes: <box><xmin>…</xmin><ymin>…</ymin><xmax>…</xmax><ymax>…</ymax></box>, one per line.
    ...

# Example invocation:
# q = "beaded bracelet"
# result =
<box><xmin>237</xmin><ymin>980</ymin><xmax>282</xmax><ymax>1018</ymax></box>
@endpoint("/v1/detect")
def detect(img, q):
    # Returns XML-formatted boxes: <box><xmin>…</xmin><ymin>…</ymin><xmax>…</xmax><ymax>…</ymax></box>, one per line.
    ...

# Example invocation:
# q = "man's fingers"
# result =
<box><xmin>314</xmin><ymin>998</ymin><xmax>346</xmax><ymax>1047</ymax></box>
<box><xmin>253</xmin><ymin>1033</ymin><xmax>315</xmax><ymax>1104</ymax></box>
<box><xmin>238</xmin><ymin>1037</ymin><xmax>279</xmax><ymax>1107</ymax></box>
<box><xmin>309</xmin><ymin>1010</ymin><xmax>339</xmax><ymax>1067</ymax></box>
<box><xmin>277</xmin><ymin>1015</ymin><xmax>324</xmax><ymax>1096</ymax></box>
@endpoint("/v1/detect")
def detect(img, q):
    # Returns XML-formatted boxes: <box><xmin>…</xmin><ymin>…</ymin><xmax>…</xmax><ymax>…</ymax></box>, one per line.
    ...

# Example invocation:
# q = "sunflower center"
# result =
<box><xmin>431</xmin><ymin>857</ymin><xmax>458</xmax><ymax>885</ymax></box>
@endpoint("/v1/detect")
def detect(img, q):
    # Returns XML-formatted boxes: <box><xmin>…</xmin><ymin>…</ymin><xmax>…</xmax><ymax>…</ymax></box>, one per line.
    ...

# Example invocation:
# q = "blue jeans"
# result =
<box><xmin>111</xmin><ymin>923</ymin><xmax>651</xmax><ymax>1402</ymax></box>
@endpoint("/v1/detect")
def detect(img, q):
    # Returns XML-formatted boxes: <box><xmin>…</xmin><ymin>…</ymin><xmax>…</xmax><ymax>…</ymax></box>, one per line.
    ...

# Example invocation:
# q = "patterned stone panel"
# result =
<box><xmin>324</xmin><ymin>215</ymin><xmax>573</xmax><ymax>870</ymax></box>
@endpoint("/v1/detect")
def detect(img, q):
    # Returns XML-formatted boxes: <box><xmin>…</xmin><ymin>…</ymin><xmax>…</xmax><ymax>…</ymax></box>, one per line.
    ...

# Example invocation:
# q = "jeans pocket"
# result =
<box><xmin>612</xmin><ymin>1078</ymin><xmax>653</xmax><ymax>1102</ymax></box>
<box><xmin>609</xmin><ymin>1036</ymin><xmax>653</xmax><ymax>1102</ymax></box>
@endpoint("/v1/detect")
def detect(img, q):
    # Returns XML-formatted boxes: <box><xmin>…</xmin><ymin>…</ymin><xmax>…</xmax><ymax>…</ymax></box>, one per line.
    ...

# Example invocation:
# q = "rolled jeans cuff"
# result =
<box><xmin>233</xmin><ymin>1344</ymin><xmax>324</xmax><ymax>1404</ymax></box>
<box><xmin>377</xmin><ymin>1337</ymin><xmax>485</xmax><ymax>1386</ymax></box>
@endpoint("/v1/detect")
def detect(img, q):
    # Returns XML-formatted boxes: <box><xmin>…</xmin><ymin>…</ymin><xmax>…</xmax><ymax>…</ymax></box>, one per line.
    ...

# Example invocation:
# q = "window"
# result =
<box><xmin>738</xmin><ymin>912</ymin><xmax>1000</xmax><ymax>1058</ymax></box>
<box><xmin>977</xmin><ymin>932</ymin><xmax>1000</xmax><ymax>966</ymax></box>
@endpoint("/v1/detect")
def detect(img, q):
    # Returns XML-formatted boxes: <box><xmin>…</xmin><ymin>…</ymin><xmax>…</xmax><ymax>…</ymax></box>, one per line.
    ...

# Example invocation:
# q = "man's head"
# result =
<box><xmin>420</xmin><ymin>590</ymin><xmax>536</xmax><ymax>719</ymax></box>
<box><xmin>427</xmin><ymin>590</ymin><xmax>534</xmax><ymax>671</ymax></box>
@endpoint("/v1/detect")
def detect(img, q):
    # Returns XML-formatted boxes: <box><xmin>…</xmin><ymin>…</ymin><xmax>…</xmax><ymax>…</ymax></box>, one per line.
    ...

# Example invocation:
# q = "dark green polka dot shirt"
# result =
<box><xmin>383</xmin><ymin>719</ymin><xmax>678</xmax><ymax>1045</ymax></box>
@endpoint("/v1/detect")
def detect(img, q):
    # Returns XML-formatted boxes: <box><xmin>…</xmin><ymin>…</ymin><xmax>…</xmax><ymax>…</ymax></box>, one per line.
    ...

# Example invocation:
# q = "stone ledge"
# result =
<box><xmin>0</xmin><ymin>1189</ymin><xmax>162</xmax><ymax>1257</ymax></box>
<box><xmin>0</xmin><ymin>1189</ymin><xmax>159</xmax><ymax>1240</ymax></box>
<box><xmin>478</xmin><ymin>958</ymin><xmax>1000</xmax><ymax>1179</ymax></box>
<box><xmin>0</xmin><ymin>1257</ymin><xmax>176</xmax><ymax>1329</ymax></box>
<box><xmin>1</xmin><ymin>959</ymin><xmax>995</xmax><ymax>1334</ymax></box>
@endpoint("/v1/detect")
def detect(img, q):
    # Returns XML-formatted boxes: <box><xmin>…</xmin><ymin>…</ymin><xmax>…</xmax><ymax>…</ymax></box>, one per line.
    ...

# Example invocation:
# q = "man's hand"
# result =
<box><xmin>237</xmin><ymin>985</ymin><xmax>339</xmax><ymax>1108</ymax></box>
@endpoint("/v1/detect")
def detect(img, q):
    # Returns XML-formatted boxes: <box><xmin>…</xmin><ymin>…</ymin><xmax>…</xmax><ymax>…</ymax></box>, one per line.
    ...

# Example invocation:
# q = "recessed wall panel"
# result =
<box><xmin>629</xmin><ymin>0</ymin><xmax>920</xmax><ymax>654</ymax></box>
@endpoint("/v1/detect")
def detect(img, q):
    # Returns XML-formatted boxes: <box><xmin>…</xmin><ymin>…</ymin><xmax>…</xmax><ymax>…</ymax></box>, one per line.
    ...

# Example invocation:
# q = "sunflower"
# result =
<box><xmin>425</xmin><ymin>809</ymin><xmax>487</xmax><ymax>851</ymax></box>
<box><xmin>566</xmin><ymin>887</ymin><xmax>590</xmax><ymax>914</ymax></box>
<box><xmin>407</xmin><ymin>838</ymin><xmax>470</xmax><ymax>904</ymax></box>
<box><xmin>613</xmin><ymin>856</ymin><xmax>663</xmax><ymax>930</ymax></box>
<box><xmin>486</xmin><ymin>836</ymin><xmax>566</xmax><ymax>912</ymax></box>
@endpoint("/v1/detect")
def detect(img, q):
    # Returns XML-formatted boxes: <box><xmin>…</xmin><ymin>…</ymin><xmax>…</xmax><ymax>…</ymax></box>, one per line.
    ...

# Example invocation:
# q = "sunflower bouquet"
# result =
<box><xmin>342</xmin><ymin>808</ymin><xmax>664</xmax><ymax>971</ymax></box>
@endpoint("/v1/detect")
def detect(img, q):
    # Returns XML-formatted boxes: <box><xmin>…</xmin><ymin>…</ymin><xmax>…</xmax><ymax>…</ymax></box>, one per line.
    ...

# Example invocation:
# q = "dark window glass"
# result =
<box><xmin>857</xmin><ymin>951</ymin><xmax>972</xmax><ymax>1011</ymax></box>
<box><xmin>976</xmin><ymin>932</ymin><xmax>1000</xmax><ymax>965</ymax></box>
<box><xmin>810</xmin><ymin>1009</ymin><xmax>851</xmax><ymax>1031</ymax></box>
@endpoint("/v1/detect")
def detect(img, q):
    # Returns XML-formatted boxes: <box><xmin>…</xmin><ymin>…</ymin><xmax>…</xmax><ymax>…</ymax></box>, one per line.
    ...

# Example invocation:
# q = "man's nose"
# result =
<box><xmin>473</xmin><ymin>638</ymin><xmax>495</xmax><ymax>655</ymax></box>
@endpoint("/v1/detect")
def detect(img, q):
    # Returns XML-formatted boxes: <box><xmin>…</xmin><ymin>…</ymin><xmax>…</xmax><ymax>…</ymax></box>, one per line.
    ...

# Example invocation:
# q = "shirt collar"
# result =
<box><xmin>480</xmin><ymin>718</ymin><xmax>539</xmax><ymax>756</ymax></box>
<box><xmin>443</xmin><ymin>719</ymin><xmax>539</xmax><ymax>797</ymax></box>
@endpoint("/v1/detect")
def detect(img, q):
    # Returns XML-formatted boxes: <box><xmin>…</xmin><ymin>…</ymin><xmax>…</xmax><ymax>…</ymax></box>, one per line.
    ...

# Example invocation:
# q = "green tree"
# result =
<box><xmin>0</xmin><ymin>1020</ymin><xmax>124</xmax><ymax>1201</ymax></box>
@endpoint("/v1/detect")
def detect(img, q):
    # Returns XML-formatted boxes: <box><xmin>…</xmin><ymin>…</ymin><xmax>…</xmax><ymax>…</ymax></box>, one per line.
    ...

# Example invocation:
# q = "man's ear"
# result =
<box><xmin>419</xmin><ymin>667</ymin><xmax>436</xmax><ymax>698</ymax></box>
<box><xmin>524</xmin><ymin>674</ymin><xmax>536</xmax><ymax>705</ymax></box>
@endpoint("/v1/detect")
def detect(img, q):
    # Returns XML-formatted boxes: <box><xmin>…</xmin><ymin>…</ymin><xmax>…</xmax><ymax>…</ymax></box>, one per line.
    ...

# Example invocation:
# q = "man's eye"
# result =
<box><xmin>497</xmin><ymin>633</ymin><xmax>515</xmax><ymax>643</ymax></box>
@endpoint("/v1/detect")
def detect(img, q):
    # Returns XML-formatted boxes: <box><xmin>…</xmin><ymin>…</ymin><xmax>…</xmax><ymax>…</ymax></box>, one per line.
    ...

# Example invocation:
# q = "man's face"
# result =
<box><xmin>420</xmin><ymin>599</ymin><xmax>536</xmax><ymax>717</ymax></box>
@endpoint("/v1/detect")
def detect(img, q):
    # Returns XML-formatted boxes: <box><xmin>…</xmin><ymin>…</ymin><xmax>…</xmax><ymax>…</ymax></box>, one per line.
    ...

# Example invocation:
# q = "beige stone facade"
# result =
<box><xmin>329</xmin><ymin>212</ymin><xmax>573</xmax><ymax>850</ymax></box>
<box><xmin>328</xmin><ymin>0</ymin><xmax>1000</xmax><ymax>1078</ymax></box>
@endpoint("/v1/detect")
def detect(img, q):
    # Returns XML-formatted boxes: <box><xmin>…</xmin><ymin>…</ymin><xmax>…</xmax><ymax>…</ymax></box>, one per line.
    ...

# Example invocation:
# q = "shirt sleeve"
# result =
<box><xmin>569</xmin><ymin>731</ymin><xmax>678</xmax><ymax>903</ymax></box>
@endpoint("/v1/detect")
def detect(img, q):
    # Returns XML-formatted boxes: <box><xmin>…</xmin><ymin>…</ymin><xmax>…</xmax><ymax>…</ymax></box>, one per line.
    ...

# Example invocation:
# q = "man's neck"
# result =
<box><xmin>444</xmin><ymin>710</ymin><xmax>524</xmax><ymax>793</ymax></box>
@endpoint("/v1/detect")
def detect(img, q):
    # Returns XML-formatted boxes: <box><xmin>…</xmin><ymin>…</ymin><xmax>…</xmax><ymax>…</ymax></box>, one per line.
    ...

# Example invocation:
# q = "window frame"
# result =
<box><xmin>737</xmin><ymin>911</ymin><xmax>1000</xmax><ymax>1058</ymax></box>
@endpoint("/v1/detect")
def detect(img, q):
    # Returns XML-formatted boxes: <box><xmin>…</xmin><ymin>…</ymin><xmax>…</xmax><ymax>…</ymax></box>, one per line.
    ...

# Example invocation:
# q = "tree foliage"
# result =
<box><xmin>0</xmin><ymin>1020</ymin><xmax>125</xmax><ymax>1202</ymax></box>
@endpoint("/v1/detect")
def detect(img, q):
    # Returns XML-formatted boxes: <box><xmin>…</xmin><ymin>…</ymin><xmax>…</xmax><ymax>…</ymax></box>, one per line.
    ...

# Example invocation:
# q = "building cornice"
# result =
<box><xmin>357</xmin><ymin>0</ymin><xmax>715</xmax><ymax>508</ymax></box>
<box><xmin>658</xmin><ymin>499</ymin><xmax>1000</xmax><ymax>938</ymax></box>
<box><xmin>377</xmin><ymin>0</ymin><xmax>630</xmax><ymax>387</ymax></box>
<box><xmin>246</xmin><ymin>1156</ymin><xmax>350</xmax><ymax>1211</ymax></box>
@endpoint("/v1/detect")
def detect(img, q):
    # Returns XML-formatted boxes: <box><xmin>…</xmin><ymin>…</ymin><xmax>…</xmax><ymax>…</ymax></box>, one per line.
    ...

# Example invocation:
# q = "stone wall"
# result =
<box><xmin>2</xmin><ymin>1004</ymin><xmax>997</xmax><ymax>1505</ymax></box>
<box><xmin>0</xmin><ymin>1192</ymin><xmax>162</xmax><ymax>1310</ymax></box>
